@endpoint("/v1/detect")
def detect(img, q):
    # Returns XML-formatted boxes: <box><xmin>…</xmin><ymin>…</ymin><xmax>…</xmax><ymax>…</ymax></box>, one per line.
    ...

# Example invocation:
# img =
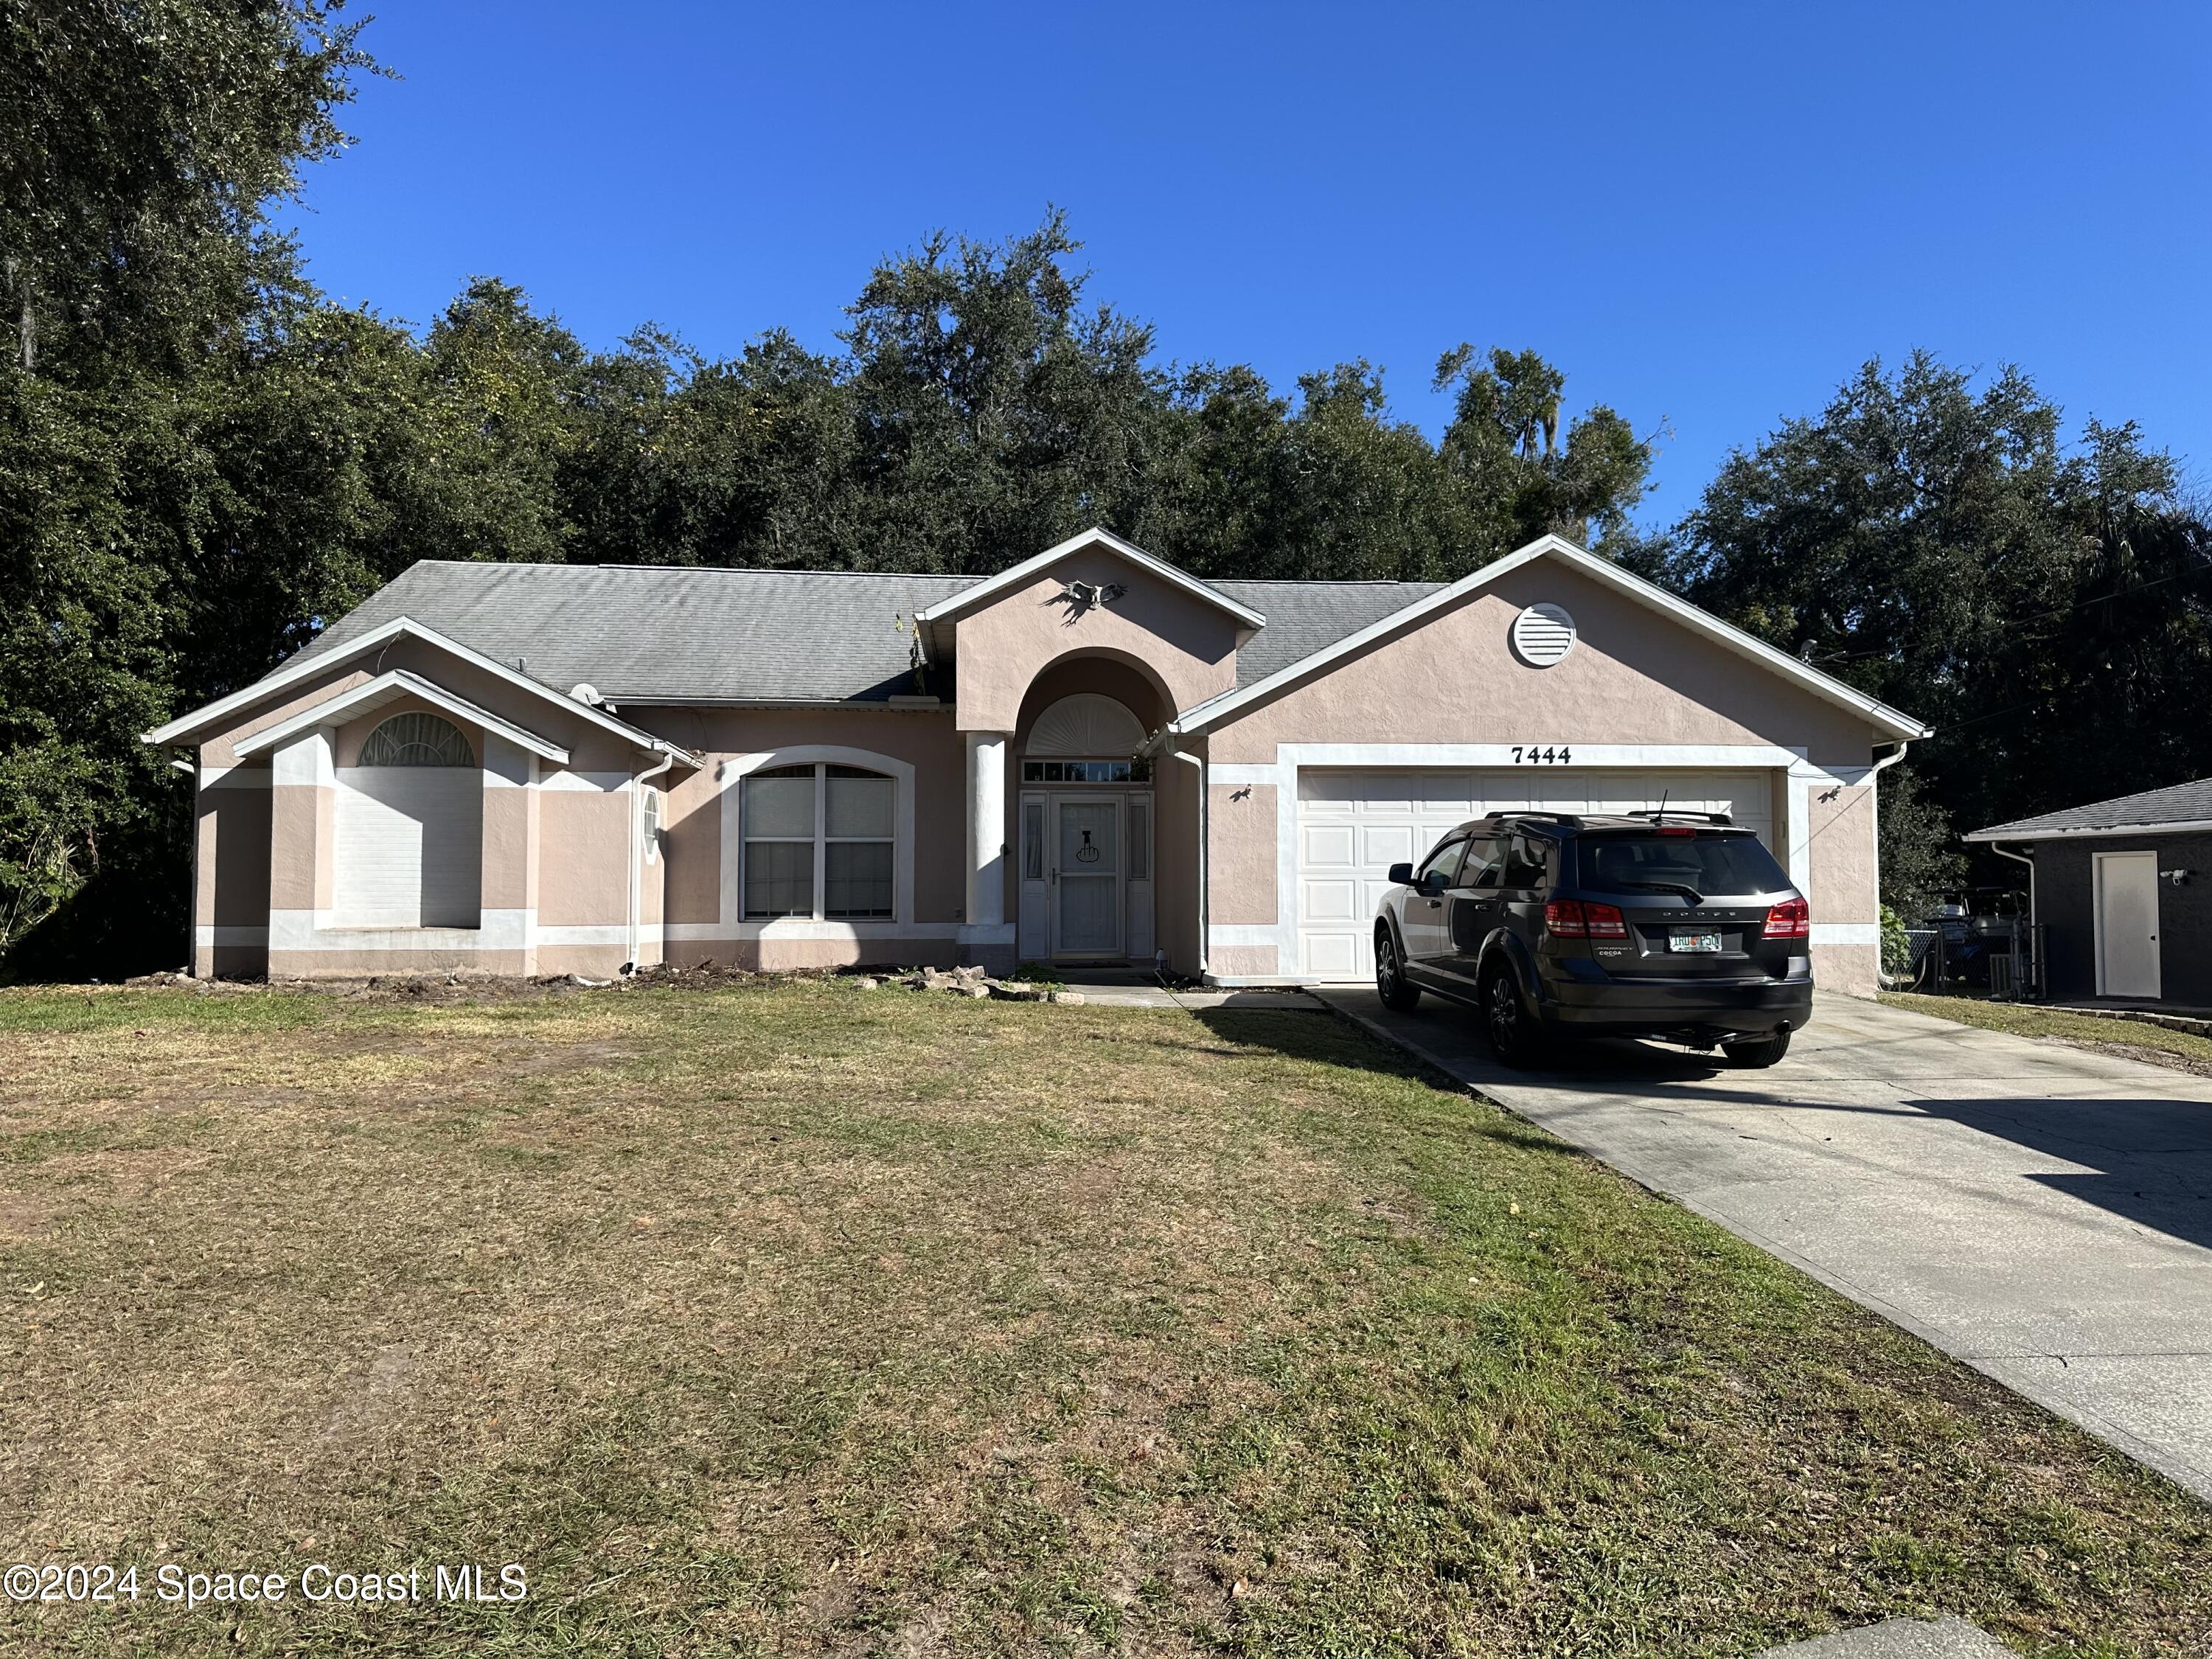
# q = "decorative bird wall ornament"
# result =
<box><xmin>1051</xmin><ymin>579</ymin><xmax>1127</xmax><ymax>618</ymax></box>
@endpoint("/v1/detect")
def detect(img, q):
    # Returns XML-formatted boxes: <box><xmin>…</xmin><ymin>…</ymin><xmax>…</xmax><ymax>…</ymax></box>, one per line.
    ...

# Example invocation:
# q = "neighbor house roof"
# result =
<box><xmin>1968</xmin><ymin>776</ymin><xmax>2212</xmax><ymax>842</ymax></box>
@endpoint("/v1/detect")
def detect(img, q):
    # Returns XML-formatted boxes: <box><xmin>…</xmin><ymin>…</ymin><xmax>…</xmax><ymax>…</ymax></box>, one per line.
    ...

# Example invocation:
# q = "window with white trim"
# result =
<box><xmin>742</xmin><ymin>763</ymin><xmax>895</xmax><ymax>920</ymax></box>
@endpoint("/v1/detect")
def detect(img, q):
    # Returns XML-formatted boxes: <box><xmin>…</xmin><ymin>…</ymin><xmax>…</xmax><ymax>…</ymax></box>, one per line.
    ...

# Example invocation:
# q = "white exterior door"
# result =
<box><xmin>2095</xmin><ymin>851</ymin><xmax>2161</xmax><ymax>998</ymax></box>
<box><xmin>1295</xmin><ymin>768</ymin><xmax>1775</xmax><ymax>980</ymax></box>
<box><xmin>333</xmin><ymin>768</ymin><xmax>482</xmax><ymax>928</ymax></box>
<box><xmin>1051</xmin><ymin>795</ymin><xmax>1121</xmax><ymax>957</ymax></box>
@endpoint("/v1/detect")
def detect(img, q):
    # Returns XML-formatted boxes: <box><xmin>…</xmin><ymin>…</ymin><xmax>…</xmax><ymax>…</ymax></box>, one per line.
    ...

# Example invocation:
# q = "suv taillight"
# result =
<box><xmin>1762</xmin><ymin>896</ymin><xmax>1810</xmax><ymax>939</ymax></box>
<box><xmin>1545</xmin><ymin>900</ymin><xmax>1627</xmax><ymax>939</ymax></box>
<box><xmin>1585</xmin><ymin>901</ymin><xmax>1628</xmax><ymax>938</ymax></box>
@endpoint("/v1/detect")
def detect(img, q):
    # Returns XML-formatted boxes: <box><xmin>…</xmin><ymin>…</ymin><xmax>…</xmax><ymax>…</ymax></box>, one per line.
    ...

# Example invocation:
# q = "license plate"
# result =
<box><xmin>1669</xmin><ymin>931</ymin><xmax>1723</xmax><ymax>953</ymax></box>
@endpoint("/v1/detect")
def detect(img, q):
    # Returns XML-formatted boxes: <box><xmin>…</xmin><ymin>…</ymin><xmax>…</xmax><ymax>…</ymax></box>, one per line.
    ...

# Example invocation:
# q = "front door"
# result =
<box><xmin>1051</xmin><ymin>795</ymin><xmax>1121</xmax><ymax>958</ymax></box>
<box><xmin>2096</xmin><ymin>850</ymin><xmax>2161</xmax><ymax>998</ymax></box>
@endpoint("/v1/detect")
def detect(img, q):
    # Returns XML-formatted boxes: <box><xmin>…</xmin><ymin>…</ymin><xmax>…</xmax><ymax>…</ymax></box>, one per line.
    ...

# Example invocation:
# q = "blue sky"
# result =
<box><xmin>285</xmin><ymin>1</ymin><xmax>2212</xmax><ymax>528</ymax></box>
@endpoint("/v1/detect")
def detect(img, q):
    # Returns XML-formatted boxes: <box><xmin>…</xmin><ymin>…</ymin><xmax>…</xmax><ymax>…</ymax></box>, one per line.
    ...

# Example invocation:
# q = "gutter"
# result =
<box><xmin>1985</xmin><ymin>840</ymin><xmax>2038</xmax><ymax>997</ymax></box>
<box><xmin>1171</xmin><ymin>747</ymin><xmax>1207</xmax><ymax>980</ymax></box>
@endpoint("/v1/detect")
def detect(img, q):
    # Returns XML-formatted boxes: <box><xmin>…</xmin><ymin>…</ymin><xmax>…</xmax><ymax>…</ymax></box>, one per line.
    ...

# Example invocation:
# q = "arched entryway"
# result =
<box><xmin>1010</xmin><ymin>659</ymin><xmax>1166</xmax><ymax>966</ymax></box>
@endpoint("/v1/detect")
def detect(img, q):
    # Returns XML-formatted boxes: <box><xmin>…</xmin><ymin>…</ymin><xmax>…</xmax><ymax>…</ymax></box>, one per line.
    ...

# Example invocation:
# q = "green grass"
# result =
<box><xmin>1</xmin><ymin>978</ymin><xmax>2207</xmax><ymax>1657</ymax></box>
<box><xmin>1880</xmin><ymin>992</ymin><xmax>2212</xmax><ymax>1076</ymax></box>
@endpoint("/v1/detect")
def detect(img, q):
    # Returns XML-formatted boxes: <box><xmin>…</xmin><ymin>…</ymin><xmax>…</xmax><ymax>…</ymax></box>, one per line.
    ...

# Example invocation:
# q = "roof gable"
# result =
<box><xmin>912</xmin><ymin>527</ymin><xmax>1267</xmax><ymax>636</ymax></box>
<box><xmin>144</xmin><ymin>615</ymin><xmax>696</xmax><ymax>763</ymax></box>
<box><xmin>1169</xmin><ymin>535</ymin><xmax>1930</xmax><ymax>741</ymax></box>
<box><xmin>229</xmin><ymin>669</ymin><xmax>574</xmax><ymax>764</ymax></box>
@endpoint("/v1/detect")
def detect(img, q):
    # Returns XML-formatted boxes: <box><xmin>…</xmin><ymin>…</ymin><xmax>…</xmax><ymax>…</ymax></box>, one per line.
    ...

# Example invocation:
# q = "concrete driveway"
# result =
<box><xmin>1316</xmin><ymin>987</ymin><xmax>2212</xmax><ymax>1502</ymax></box>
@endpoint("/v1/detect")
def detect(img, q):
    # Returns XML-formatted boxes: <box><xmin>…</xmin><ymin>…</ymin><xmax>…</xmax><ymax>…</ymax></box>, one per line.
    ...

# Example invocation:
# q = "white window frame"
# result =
<box><xmin>739</xmin><ymin>762</ymin><xmax>896</xmax><ymax>922</ymax></box>
<box><xmin>717</xmin><ymin>747</ymin><xmax>917</xmax><ymax>939</ymax></box>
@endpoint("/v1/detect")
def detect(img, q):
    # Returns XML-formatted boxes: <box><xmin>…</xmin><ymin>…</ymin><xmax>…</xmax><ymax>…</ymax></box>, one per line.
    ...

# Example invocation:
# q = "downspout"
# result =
<box><xmin>626</xmin><ymin>747</ymin><xmax>676</xmax><ymax>975</ymax></box>
<box><xmin>1864</xmin><ymin>739</ymin><xmax>1912</xmax><ymax>990</ymax></box>
<box><xmin>1171</xmin><ymin>746</ymin><xmax>1207</xmax><ymax>981</ymax></box>
<box><xmin>1986</xmin><ymin>840</ymin><xmax>2037</xmax><ymax>997</ymax></box>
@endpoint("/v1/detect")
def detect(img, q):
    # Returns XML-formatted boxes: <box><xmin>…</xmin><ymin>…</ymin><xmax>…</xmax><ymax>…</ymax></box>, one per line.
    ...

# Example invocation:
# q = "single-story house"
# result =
<box><xmin>1969</xmin><ymin>777</ymin><xmax>2212</xmax><ymax>1005</ymax></box>
<box><xmin>144</xmin><ymin>528</ymin><xmax>1927</xmax><ymax>990</ymax></box>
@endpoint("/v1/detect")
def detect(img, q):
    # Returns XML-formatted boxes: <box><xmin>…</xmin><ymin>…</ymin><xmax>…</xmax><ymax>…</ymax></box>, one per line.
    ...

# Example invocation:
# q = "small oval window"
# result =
<box><xmin>359</xmin><ymin>712</ymin><xmax>475</xmax><ymax>767</ymax></box>
<box><xmin>642</xmin><ymin>787</ymin><xmax>663</xmax><ymax>860</ymax></box>
<box><xmin>1510</xmin><ymin>603</ymin><xmax>1577</xmax><ymax>668</ymax></box>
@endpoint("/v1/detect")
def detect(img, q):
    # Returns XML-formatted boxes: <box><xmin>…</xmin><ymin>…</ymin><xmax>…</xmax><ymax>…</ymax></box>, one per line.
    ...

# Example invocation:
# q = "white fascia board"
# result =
<box><xmin>231</xmin><ymin>669</ymin><xmax>572</xmax><ymax>764</ymax></box>
<box><xmin>910</xmin><ymin>526</ymin><xmax>1268</xmax><ymax>630</ymax></box>
<box><xmin>1168</xmin><ymin>534</ymin><xmax>1931</xmax><ymax>742</ymax></box>
<box><xmin>1966</xmin><ymin>819</ymin><xmax>2212</xmax><ymax>843</ymax></box>
<box><xmin>144</xmin><ymin>616</ymin><xmax>701</xmax><ymax>767</ymax></box>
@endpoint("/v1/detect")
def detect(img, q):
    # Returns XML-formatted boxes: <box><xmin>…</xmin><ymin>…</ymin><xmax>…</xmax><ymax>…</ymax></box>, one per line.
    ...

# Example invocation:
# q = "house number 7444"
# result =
<box><xmin>1510</xmin><ymin>745</ymin><xmax>1571</xmax><ymax>764</ymax></box>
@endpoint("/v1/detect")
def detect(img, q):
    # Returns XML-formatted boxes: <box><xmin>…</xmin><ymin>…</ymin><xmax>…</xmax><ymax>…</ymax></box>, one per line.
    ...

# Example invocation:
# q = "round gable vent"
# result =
<box><xmin>1510</xmin><ymin>603</ymin><xmax>1577</xmax><ymax>668</ymax></box>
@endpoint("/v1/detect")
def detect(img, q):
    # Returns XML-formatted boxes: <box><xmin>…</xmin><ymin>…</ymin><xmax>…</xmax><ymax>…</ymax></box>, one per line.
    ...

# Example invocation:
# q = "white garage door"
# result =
<box><xmin>1296</xmin><ymin>769</ymin><xmax>1774</xmax><ymax>980</ymax></box>
<box><xmin>333</xmin><ymin>768</ymin><xmax>483</xmax><ymax>928</ymax></box>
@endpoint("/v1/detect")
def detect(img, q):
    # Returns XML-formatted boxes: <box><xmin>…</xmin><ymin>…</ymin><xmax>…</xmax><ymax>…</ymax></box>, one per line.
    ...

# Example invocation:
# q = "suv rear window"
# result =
<box><xmin>1578</xmin><ymin>833</ymin><xmax>1791</xmax><ymax>898</ymax></box>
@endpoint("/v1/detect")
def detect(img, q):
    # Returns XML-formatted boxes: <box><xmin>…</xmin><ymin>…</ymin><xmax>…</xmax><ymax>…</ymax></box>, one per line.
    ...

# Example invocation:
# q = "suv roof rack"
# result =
<box><xmin>1624</xmin><ymin>808</ymin><xmax>1733</xmax><ymax>826</ymax></box>
<box><xmin>1482</xmin><ymin>811</ymin><xmax>1582</xmax><ymax>830</ymax></box>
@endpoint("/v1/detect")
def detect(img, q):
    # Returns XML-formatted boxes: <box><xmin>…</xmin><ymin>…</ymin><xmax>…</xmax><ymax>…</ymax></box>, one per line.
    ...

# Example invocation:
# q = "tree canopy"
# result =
<box><xmin>1631</xmin><ymin>354</ymin><xmax>2212</xmax><ymax>913</ymax></box>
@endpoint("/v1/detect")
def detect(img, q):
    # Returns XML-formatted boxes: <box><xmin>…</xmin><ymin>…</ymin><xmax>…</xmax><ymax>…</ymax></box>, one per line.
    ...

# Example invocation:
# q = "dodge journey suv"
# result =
<box><xmin>1374</xmin><ymin>810</ymin><xmax>1812</xmax><ymax>1068</ymax></box>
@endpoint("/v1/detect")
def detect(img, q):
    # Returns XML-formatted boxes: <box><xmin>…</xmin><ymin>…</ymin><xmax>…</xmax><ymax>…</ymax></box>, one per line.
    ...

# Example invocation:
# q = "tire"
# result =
<box><xmin>1481</xmin><ymin>967</ymin><xmax>1543</xmax><ymax>1068</ymax></box>
<box><xmin>1722</xmin><ymin>1029</ymin><xmax>1792</xmax><ymax>1068</ymax></box>
<box><xmin>1375</xmin><ymin>925</ymin><xmax>1422</xmax><ymax>1011</ymax></box>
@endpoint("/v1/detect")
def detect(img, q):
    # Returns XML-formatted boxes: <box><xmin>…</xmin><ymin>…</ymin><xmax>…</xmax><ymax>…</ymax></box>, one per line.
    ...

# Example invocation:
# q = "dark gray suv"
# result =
<box><xmin>1373</xmin><ymin>811</ymin><xmax>1812</xmax><ymax>1068</ymax></box>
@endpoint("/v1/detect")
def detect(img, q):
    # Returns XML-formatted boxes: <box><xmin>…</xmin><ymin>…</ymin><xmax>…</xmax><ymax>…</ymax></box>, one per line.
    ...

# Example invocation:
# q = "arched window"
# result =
<box><xmin>359</xmin><ymin>712</ymin><xmax>475</xmax><ymax>768</ymax></box>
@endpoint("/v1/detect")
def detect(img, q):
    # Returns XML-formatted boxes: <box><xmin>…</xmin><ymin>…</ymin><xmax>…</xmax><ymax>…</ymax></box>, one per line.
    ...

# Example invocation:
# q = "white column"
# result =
<box><xmin>965</xmin><ymin>730</ymin><xmax>1010</xmax><ymax>927</ymax></box>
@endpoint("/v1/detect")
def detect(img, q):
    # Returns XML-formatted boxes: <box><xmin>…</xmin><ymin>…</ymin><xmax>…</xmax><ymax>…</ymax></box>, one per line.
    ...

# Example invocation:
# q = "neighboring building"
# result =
<box><xmin>1969</xmin><ymin>778</ymin><xmax>2212</xmax><ymax>1006</ymax></box>
<box><xmin>145</xmin><ymin>529</ymin><xmax>1927</xmax><ymax>990</ymax></box>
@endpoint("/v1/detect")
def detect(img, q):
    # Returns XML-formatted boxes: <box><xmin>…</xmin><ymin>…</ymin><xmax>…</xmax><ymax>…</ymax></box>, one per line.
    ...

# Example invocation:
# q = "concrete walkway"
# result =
<box><xmin>1314</xmin><ymin>987</ymin><xmax>2212</xmax><ymax>1502</ymax></box>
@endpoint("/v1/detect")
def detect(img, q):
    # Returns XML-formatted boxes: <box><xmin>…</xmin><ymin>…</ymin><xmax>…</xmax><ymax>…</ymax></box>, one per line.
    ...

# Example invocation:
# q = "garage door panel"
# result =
<box><xmin>1295</xmin><ymin>768</ymin><xmax>1775</xmax><ymax>979</ymax></box>
<box><xmin>1300</xmin><ymin>877</ymin><xmax>1360</xmax><ymax>925</ymax></box>
<box><xmin>1301</xmin><ymin>823</ymin><xmax>1355</xmax><ymax>868</ymax></box>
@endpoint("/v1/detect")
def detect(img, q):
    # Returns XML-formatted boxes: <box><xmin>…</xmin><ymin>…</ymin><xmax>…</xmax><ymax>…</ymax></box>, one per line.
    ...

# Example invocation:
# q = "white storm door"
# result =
<box><xmin>2095</xmin><ymin>851</ymin><xmax>2161</xmax><ymax>998</ymax></box>
<box><xmin>1017</xmin><ymin>794</ymin><xmax>1049</xmax><ymax>961</ymax></box>
<box><xmin>1051</xmin><ymin>795</ymin><xmax>1121</xmax><ymax>957</ymax></box>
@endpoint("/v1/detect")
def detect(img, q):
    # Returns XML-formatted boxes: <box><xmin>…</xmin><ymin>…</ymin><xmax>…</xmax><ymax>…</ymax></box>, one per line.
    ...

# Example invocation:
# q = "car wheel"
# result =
<box><xmin>1481</xmin><ymin>969</ymin><xmax>1541</xmax><ymax>1068</ymax></box>
<box><xmin>1374</xmin><ymin>926</ymin><xmax>1422</xmax><ymax>1011</ymax></box>
<box><xmin>1721</xmin><ymin>1029</ymin><xmax>1792</xmax><ymax>1068</ymax></box>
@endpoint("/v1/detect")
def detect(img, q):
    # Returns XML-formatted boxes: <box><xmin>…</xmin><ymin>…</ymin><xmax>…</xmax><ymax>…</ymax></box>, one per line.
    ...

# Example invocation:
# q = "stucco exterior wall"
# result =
<box><xmin>1198</xmin><ymin>559</ymin><xmax>1891</xmax><ymax>990</ymax></box>
<box><xmin>1806</xmin><ymin>783</ymin><xmax>1879</xmax><ymax>995</ymax></box>
<box><xmin>194</xmin><ymin>771</ymin><xmax>273</xmax><ymax>977</ymax></box>
<box><xmin>1208</xmin><ymin>563</ymin><xmax>1877</xmax><ymax>768</ymax></box>
<box><xmin>1208</xmin><ymin>783</ymin><xmax>1277</xmax><ymax>927</ymax></box>
<box><xmin>951</xmin><ymin>546</ymin><xmax>1242</xmax><ymax>734</ymax></box>
<box><xmin>630</xmin><ymin>703</ymin><xmax>964</xmax><ymax>972</ymax></box>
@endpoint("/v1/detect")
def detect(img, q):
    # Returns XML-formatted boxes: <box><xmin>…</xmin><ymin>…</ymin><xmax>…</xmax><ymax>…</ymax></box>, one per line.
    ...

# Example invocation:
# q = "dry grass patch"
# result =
<box><xmin>1</xmin><ymin>979</ymin><xmax>2208</xmax><ymax>1658</ymax></box>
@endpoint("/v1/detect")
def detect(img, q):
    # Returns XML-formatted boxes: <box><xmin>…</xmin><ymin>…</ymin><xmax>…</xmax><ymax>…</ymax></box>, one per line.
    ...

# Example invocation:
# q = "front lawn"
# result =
<box><xmin>2</xmin><ymin>978</ymin><xmax>2206</xmax><ymax>1657</ymax></box>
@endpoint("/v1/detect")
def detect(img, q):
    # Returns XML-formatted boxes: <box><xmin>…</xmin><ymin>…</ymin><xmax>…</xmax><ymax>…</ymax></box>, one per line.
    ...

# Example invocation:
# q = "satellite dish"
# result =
<box><xmin>569</xmin><ymin>683</ymin><xmax>604</xmax><ymax>706</ymax></box>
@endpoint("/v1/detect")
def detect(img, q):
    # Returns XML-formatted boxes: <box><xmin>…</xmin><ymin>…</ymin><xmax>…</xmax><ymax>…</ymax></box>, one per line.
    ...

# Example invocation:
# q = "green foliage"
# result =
<box><xmin>1879</xmin><ymin>905</ymin><xmax>1913</xmax><ymax>982</ymax></box>
<box><xmin>1646</xmin><ymin>353</ymin><xmax>2212</xmax><ymax>900</ymax></box>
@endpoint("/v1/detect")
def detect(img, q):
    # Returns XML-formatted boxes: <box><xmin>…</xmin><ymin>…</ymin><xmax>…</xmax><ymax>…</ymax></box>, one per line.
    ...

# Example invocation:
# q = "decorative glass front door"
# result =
<box><xmin>1052</xmin><ymin>796</ymin><xmax>1121</xmax><ymax>956</ymax></box>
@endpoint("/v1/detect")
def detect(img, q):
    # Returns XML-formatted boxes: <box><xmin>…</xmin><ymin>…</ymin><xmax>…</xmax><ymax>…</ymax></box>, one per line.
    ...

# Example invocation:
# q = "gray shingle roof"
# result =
<box><xmin>291</xmin><ymin>561</ymin><xmax>1448</xmax><ymax>706</ymax></box>
<box><xmin>299</xmin><ymin>563</ymin><xmax>975</xmax><ymax>703</ymax></box>
<box><xmin>1971</xmin><ymin>777</ymin><xmax>2212</xmax><ymax>839</ymax></box>
<box><xmin>1211</xmin><ymin>580</ymin><xmax>1447</xmax><ymax>686</ymax></box>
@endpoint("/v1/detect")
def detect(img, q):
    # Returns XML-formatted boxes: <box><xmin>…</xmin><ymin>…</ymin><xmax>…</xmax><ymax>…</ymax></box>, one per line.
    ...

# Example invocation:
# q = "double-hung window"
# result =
<box><xmin>742</xmin><ymin>764</ymin><xmax>895</xmax><ymax>920</ymax></box>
